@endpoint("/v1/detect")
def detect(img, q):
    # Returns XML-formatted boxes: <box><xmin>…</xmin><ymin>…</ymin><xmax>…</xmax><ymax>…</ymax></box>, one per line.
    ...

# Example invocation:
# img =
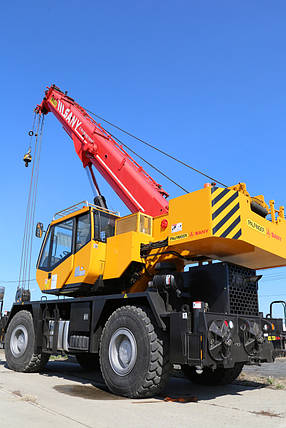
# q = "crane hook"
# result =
<box><xmin>23</xmin><ymin>147</ymin><xmax>32</xmax><ymax>167</ymax></box>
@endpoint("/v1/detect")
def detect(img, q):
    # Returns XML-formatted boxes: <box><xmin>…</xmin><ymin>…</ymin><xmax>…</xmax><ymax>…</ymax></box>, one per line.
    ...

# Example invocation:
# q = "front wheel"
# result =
<box><xmin>5</xmin><ymin>310</ymin><xmax>49</xmax><ymax>372</ymax></box>
<box><xmin>182</xmin><ymin>363</ymin><xmax>244</xmax><ymax>386</ymax></box>
<box><xmin>100</xmin><ymin>306</ymin><xmax>170</xmax><ymax>398</ymax></box>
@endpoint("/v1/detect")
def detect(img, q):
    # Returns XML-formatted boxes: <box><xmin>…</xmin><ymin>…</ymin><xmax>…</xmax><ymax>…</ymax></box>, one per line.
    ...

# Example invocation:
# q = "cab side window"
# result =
<box><xmin>94</xmin><ymin>210</ymin><xmax>116</xmax><ymax>243</ymax></box>
<box><xmin>76</xmin><ymin>213</ymin><xmax>91</xmax><ymax>252</ymax></box>
<box><xmin>38</xmin><ymin>227</ymin><xmax>52</xmax><ymax>269</ymax></box>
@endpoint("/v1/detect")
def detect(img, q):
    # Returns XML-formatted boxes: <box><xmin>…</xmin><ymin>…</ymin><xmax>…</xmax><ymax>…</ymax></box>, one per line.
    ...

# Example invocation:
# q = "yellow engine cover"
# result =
<box><xmin>155</xmin><ymin>186</ymin><xmax>286</xmax><ymax>270</ymax></box>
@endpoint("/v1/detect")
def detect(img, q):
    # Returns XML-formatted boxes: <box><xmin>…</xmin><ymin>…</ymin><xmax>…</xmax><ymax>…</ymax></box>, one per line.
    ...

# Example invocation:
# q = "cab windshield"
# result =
<box><xmin>38</xmin><ymin>218</ymin><xmax>74</xmax><ymax>270</ymax></box>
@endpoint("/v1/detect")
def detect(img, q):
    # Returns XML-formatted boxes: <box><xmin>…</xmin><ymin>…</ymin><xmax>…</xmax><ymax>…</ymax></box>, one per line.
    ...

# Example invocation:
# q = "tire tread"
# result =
<box><xmin>5</xmin><ymin>310</ymin><xmax>49</xmax><ymax>373</ymax></box>
<box><xmin>100</xmin><ymin>305</ymin><xmax>170</xmax><ymax>398</ymax></box>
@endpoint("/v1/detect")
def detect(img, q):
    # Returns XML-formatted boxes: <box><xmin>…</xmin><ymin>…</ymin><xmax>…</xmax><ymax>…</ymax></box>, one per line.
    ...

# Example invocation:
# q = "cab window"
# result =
<box><xmin>38</xmin><ymin>227</ymin><xmax>51</xmax><ymax>269</ymax></box>
<box><xmin>50</xmin><ymin>218</ymin><xmax>73</xmax><ymax>269</ymax></box>
<box><xmin>76</xmin><ymin>213</ymin><xmax>91</xmax><ymax>252</ymax></box>
<box><xmin>94</xmin><ymin>210</ymin><xmax>116</xmax><ymax>242</ymax></box>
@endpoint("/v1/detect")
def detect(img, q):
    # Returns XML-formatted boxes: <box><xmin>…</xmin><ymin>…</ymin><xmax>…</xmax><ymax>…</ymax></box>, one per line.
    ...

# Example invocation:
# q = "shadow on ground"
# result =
<box><xmin>0</xmin><ymin>357</ymin><xmax>269</xmax><ymax>403</ymax></box>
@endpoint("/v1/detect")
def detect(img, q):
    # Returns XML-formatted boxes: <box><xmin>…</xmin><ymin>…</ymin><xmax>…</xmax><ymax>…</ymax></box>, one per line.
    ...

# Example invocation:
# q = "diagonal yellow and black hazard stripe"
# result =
<box><xmin>211</xmin><ymin>187</ymin><xmax>242</xmax><ymax>239</ymax></box>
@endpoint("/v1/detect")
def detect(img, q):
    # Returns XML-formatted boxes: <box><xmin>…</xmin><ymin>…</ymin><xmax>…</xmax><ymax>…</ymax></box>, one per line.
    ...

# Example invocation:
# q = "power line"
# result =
<box><xmin>84</xmin><ymin>107</ymin><xmax>228</xmax><ymax>187</ymax></box>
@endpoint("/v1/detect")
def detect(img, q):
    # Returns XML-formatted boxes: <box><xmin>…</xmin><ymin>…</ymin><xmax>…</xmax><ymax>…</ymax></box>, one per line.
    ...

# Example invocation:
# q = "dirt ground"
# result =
<box><xmin>239</xmin><ymin>358</ymin><xmax>286</xmax><ymax>389</ymax></box>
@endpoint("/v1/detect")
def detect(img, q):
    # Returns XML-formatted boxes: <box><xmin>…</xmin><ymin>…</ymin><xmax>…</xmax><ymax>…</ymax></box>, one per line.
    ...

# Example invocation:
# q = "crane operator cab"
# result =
<box><xmin>36</xmin><ymin>202</ymin><xmax>119</xmax><ymax>296</ymax></box>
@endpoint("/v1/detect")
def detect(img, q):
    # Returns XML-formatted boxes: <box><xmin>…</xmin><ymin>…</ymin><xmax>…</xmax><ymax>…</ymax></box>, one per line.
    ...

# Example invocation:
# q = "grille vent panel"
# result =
<box><xmin>228</xmin><ymin>265</ymin><xmax>259</xmax><ymax>316</ymax></box>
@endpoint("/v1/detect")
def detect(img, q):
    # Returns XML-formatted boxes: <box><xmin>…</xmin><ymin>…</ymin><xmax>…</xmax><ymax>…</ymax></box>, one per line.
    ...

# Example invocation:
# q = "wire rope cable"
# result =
<box><xmin>27</xmin><ymin>116</ymin><xmax>44</xmax><ymax>290</ymax></box>
<box><xmin>18</xmin><ymin>113</ymin><xmax>37</xmax><ymax>287</ymax></box>
<box><xmin>22</xmin><ymin>116</ymin><xmax>41</xmax><ymax>289</ymax></box>
<box><xmin>107</xmin><ymin>130</ymin><xmax>189</xmax><ymax>194</ymax></box>
<box><xmin>18</xmin><ymin>115</ymin><xmax>45</xmax><ymax>298</ymax></box>
<box><xmin>84</xmin><ymin>107</ymin><xmax>228</xmax><ymax>188</ymax></box>
<box><xmin>1</xmin><ymin>279</ymin><xmax>37</xmax><ymax>284</ymax></box>
<box><xmin>18</xmin><ymin>114</ymin><xmax>38</xmax><ymax>292</ymax></box>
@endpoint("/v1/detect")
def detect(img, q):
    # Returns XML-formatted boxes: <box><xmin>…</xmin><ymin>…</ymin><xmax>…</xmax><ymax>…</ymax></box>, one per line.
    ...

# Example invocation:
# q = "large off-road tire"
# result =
<box><xmin>182</xmin><ymin>362</ymin><xmax>244</xmax><ymax>386</ymax></box>
<box><xmin>100</xmin><ymin>305</ymin><xmax>170</xmax><ymax>398</ymax></box>
<box><xmin>5</xmin><ymin>310</ymin><xmax>50</xmax><ymax>373</ymax></box>
<box><xmin>76</xmin><ymin>353</ymin><xmax>100</xmax><ymax>371</ymax></box>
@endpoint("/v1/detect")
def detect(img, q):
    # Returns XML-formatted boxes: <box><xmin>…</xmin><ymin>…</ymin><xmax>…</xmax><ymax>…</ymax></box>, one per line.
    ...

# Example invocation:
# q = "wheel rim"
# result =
<box><xmin>10</xmin><ymin>325</ymin><xmax>28</xmax><ymax>358</ymax></box>
<box><xmin>108</xmin><ymin>328</ymin><xmax>137</xmax><ymax>376</ymax></box>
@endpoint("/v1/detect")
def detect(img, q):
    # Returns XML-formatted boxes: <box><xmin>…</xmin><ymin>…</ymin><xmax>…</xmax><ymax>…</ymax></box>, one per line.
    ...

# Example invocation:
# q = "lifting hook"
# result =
<box><xmin>23</xmin><ymin>147</ymin><xmax>32</xmax><ymax>167</ymax></box>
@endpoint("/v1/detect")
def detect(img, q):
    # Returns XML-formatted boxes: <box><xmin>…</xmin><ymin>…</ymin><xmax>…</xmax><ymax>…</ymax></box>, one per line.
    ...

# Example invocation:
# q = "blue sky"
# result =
<box><xmin>1</xmin><ymin>1</ymin><xmax>286</xmax><ymax>318</ymax></box>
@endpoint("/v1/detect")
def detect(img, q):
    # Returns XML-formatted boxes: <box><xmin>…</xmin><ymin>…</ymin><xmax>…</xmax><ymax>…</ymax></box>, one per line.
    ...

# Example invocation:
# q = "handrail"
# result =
<box><xmin>53</xmin><ymin>201</ymin><xmax>119</xmax><ymax>220</ymax></box>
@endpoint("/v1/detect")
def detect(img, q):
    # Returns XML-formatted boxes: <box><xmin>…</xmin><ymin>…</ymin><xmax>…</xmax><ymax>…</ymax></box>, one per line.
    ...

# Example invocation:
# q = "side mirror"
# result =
<box><xmin>0</xmin><ymin>286</ymin><xmax>5</xmax><ymax>316</ymax></box>
<box><xmin>35</xmin><ymin>222</ymin><xmax>44</xmax><ymax>238</ymax></box>
<box><xmin>0</xmin><ymin>287</ymin><xmax>5</xmax><ymax>303</ymax></box>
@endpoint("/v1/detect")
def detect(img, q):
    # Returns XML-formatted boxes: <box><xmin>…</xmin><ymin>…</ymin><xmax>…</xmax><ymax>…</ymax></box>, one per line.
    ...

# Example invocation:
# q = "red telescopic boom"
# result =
<box><xmin>36</xmin><ymin>85</ymin><xmax>169</xmax><ymax>216</ymax></box>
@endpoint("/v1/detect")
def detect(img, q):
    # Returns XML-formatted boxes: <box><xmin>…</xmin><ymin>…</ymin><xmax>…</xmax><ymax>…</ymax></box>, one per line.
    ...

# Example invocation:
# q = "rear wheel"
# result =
<box><xmin>76</xmin><ymin>353</ymin><xmax>100</xmax><ymax>371</ymax></box>
<box><xmin>5</xmin><ymin>310</ymin><xmax>49</xmax><ymax>372</ymax></box>
<box><xmin>182</xmin><ymin>363</ymin><xmax>244</xmax><ymax>386</ymax></box>
<box><xmin>100</xmin><ymin>305</ymin><xmax>170</xmax><ymax>398</ymax></box>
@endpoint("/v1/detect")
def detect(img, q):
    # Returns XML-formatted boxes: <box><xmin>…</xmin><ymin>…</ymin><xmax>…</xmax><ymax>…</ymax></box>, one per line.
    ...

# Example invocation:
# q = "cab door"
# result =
<box><xmin>67</xmin><ymin>209</ymin><xmax>116</xmax><ymax>288</ymax></box>
<box><xmin>36</xmin><ymin>217</ymin><xmax>74</xmax><ymax>292</ymax></box>
<box><xmin>67</xmin><ymin>212</ymin><xmax>93</xmax><ymax>286</ymax></box>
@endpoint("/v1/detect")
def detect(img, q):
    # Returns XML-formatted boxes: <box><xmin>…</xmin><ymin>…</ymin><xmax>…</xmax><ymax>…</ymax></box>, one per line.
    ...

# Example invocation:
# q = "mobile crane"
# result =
<box><xmin>3</xmin><ymin>85</ymin><xmax>286</xmax><ymax>398</ymax></box>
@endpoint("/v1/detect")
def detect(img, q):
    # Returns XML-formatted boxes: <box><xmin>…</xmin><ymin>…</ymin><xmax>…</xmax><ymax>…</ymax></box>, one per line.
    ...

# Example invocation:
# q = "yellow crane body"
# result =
<box><xmin>36</xmin><ymin>184</ymin><xmax>286</xmax><ymax>295</ymax></box>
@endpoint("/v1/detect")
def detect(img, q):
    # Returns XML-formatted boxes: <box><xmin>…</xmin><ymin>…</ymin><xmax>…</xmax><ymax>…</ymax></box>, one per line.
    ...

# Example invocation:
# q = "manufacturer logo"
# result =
<box><xmin>56</xmin><ymin>100</ymin><xmax>82</xmax><ymax>132</ymax></box>
<box><xmin>247</xmin><ymin>219</ymin><xmax>265</xmax><ymax>235</ymax></box>
<box><xmin>266</xmin><ymin>228</ymin><xmax>282</xmax><ymax>241</ymax></box>
<box><xmin>190</xmin><ymin>228</ymin><xmax>209</xmax><ymax>237</ymax></box>
<box><xmin>169</xmin><ymin>233</ymin><xmax>188</xmax><ymax>242</ymax></box>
